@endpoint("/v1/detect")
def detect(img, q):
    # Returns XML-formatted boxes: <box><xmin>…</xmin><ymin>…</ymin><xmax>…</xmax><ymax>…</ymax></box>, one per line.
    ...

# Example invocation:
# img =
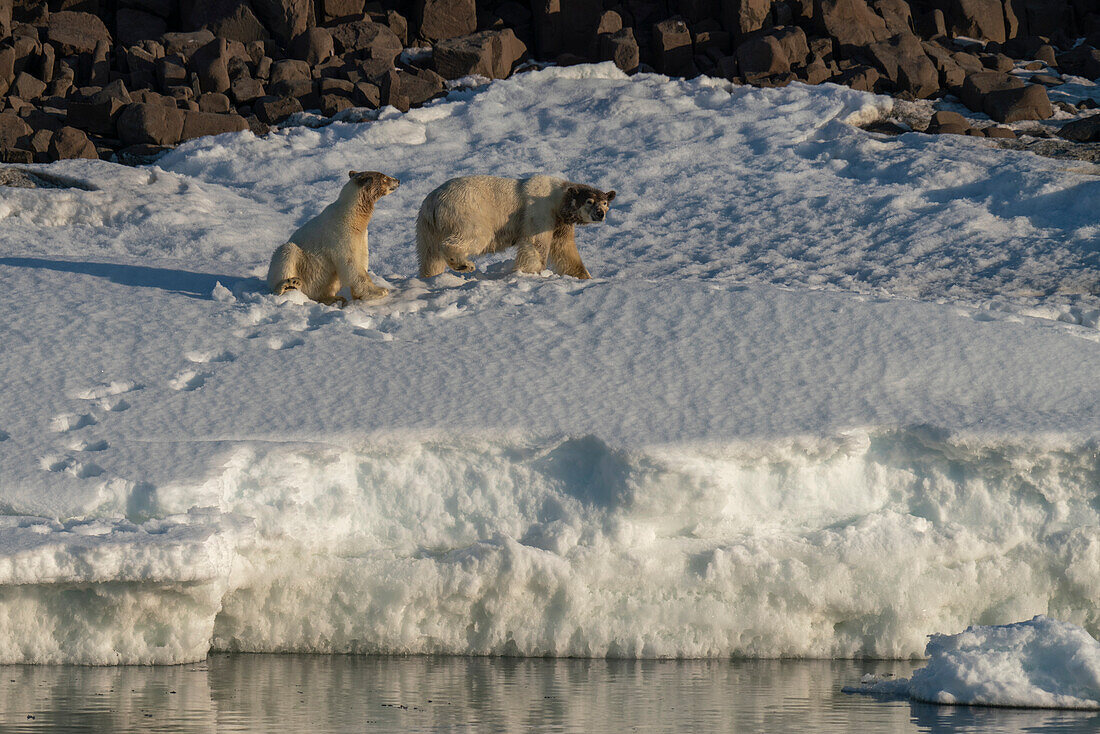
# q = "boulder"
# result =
<box><xmin>269</xmin><ymin>59</ymin><xmax>310</xmax><ymax>84</ymax></box>
<box><xmin>652</xmin><ymin>18</ymin><xmax>697</xmax><ymax>77</ymax></box>
<box><xmin>47</xmin><ymin>11</ymin><xmax>112</xmax><ymax>55</ymax></box>
<box><xmin>376</xmin><ymin>69</ymin><xmax>409</xmax><ymax>111</ymax></box>
<box><xmin>179</xmin><ymin>109</ymin><xmax>249</xmax><ymax>140</ymax></box>
<box><xmin>982</xmin><ymin>83</ymin><xmax>1052</xmax><ymax>122</ymax></box>
<box><xmin>10</xmin><ymin>71</ymin><xmax>47</xmax><ymax>100</ymax></box>
<box><xmin>980</xmin><ymin>53</ymin><xmax>1013</xmax><ymax>72</ymax></box>
<box><xmin>204</xmin><ymin>3</ymin><xmax>268</xmax><ymax>44</ymax></box>
<box><xmin>722</xmin><ymin>0</ymin><xmax>774</xmax><ymax>38</ymax></box>
<box><xmin>290</xmin><ymin>28</ymin><xmax>333</xmax><ymax>66</ymax></box>
<box><xmin>230</xmin><ymin>76</ymin><xmax>265</xmax><ymax>103</ymax></box>
<box><xmin>600</xmin><ymin>27</ymin><xmax>639</xmax><ymax>73</ymax></box>
<box><xmin>117</xmin><ymin>101</ymin><xmax>184</xmax><ymax>144</ymax></box>
<box><xmin>253</xmin><ymin>94</ymin><xmax>302</xmax><ymax>123</ymax></box>
<box><xmin>867</xmin><ymin>33</ymin><xmax>938</xmax><ymax>98</ymax></box>
<box><xmin>872</xmin><ymin>0</ymin><xmax>912</xmax><ymax>34</ymax></box>
<box><xmin>835</xmin><ymin>64</ymin><xmax>880</xmax><ymax>91</ymax></box>
<box><xmin>770</xmin><ymin>26</ymin><xmax>809</xmax><ymax>66</ymax></box>
<box><xmin>251</xmin><ymin>0</ymin><xmax>315</xmax><ymax>44</ymax></box>
<box><xmin>433</xmin><ymin>28</ymin><xmax>526</xmax><ymax>80</ymax></box>
<box><xmin>66</xmin><ymin>79</ymin><xmax>131</xmax><ymax>135</ymax></box>
<box><xmin>736</xmin><ymin>35</ymin><xmax>789</xmax><ymax>78</ymax></box>
<box><xmin>984</xmin><ymin>125</ymin><xmax>1015</xmax><ymax>138</ymax></box>
<box><xmin>161</xmin><ymin>30</ymin><xmax>216</xmax><ymax>59</ymax></box>
<box><xmin>320</xmin><ymin>93</ymin><xmax>353</xmax><ymax>116</ymax></box>
<box><xmin>353</xmin><ymin>80</ymin><xmax>380</xmax><ymax>107</ymax></box>
<box><xmin>397</xmin><ymin>67</ymin><xmax>444</xmax><ymax>105</ymax></box>
<box><xmin>328</xmin><ymin>20</ymin><xmax>402</xmax><ymax>64</ymax></box>
<box><xmin>319</xmin><ymin>0</ymin><xmax>363</xmax><ymax>22</ymax></box>
<box><xmin>190</xmin><ymin>38</ymin><xmax>231</xmax><ymax>95</ymax></box>
<box><xmin>0</xmin><ymin>111</ymin><xmax>32</xmax><ymax>150</ymax></box>
<box><xmin>0</xmin><ymin>47</ymin><xmax>14</xmax><ymax>97</ymax></box>
<box><xmin>959</xmin><ymin>70</ymin><xmax>1022</xmax><ymax>112</ymax></box>
<box><xmin>415</xmin><ymin>0</ymin><xmax>476</xmax><ymax>41</ymax></box>
<box><xmin>1</xmin><ymin>0</ymin><xmax>11</xmax><ymax>39</ymax></box>
<box><xmin>156</xmin><ymin>54</ymin><xmax>188</xmax><ymax>90</ymax></box>
<box><xmin>1057</xmin><ymin>115</ymin><xmax>1100</xmax><ymax>142</ymax></box>
<box><xmin>198</xmin><ymin>92</ymin><xmax>231</xmax><ymax>112</ymax></box>
<box><xmin>48</xmin><ymin>125</ymin><xmax>98</xmax><ymax>158</ymax></box>
<box><xmin>116</xmin><ymin>8</ymin><xmax>167</xmax><ymax>47</ymax></box>
<box><xmin>946</xmin><ymin>0</ymin><xmax>1005</xmax><ymax>44</ymax></box>
<box><xmin>927</xmin><ymin>109</ymin><xmax>967</xmax><ymax>130</ymax></box>
<box><xmin>921</xmin><ymin>41</ymin><xmax>966</xmax><ymax>88</ymax></box>
<box><xmin>596</xmin><ymin>10</ymin><xmax>622</xmax><ymax>35</ymax></box>
<box><xmin>813</xmin><ymin>0</ymin><xmax>888</xmax><ymax>49</ymax></box>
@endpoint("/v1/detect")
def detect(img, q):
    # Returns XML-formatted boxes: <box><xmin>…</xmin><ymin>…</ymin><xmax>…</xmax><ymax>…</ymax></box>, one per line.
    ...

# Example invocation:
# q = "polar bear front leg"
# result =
<box><xmin>337</xmin><ymin>257</ymin><xmax>389</xmax><ymax>301</ymax></box>
<box><xmin>512</xmin><ymin>235</ymin><xmax>550</xmax><ymax>274</ymax></box>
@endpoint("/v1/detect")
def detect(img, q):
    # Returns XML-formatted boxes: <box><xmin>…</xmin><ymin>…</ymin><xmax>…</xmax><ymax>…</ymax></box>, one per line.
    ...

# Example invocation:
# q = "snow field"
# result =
<box><xmin>0</xmin><ymin>64</ymin><xmax>1098</xmax><ymax>666</ymax></box>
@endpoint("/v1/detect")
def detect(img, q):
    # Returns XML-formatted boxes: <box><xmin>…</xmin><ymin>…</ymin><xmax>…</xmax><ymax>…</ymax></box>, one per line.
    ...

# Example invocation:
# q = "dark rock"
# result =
<box><xmin>122</xmin><ymin>45</ymin><xmax>157</xmax><ymax>89</ymax></box>
<box><xmin>270</xmin><ymin>59</ymin><xmax>310</xmax><ymax>84</ymax></box>
<box><xmin>0</xmin><ymin>111</ymin><xmax>32</xmax><ymax>150</ymax></box>
<box><xmin>835</xmin><ymin>64</ymin><xmax>880</xmax><ymax>91</ymax></box>
<box><xmin>1057</xmin><ymin>115</ymin><xmax>1100</xmax><ymax>142</ymax></box>
<box><xmin>1</xmin><ymin>0</ymin><xmax>11</xmax><ymax>39</ymax></box>
<box><xmin>980</xmin><ymin>52</ymin><xmax>1013</xmax><ymax>72</ymax></box>
<box><xmin>11</xmin><ymin>71</ymin><xmax>47</xmax><ymax>100</ymax></box>
<box><xmin>48</xmin><ymin>125</ymin><xmax>97</xmax><ymax>158</ymax></box>
<box><xmin>397</xmin><ymin>67</ymin><xmax>444</xmax><ymax>104</ymax></box>
<box><xmin>597</xmin><ymin>10</ymin><xmax>622</xmax><ymax>35</ymax></box>
<box><xmin>179</xmin><ymin>109</ymin><xmax>248</xmax><ymax>140</ymax></box>
<box><xmin>230</xmin><ymin>76</ymin><xmax>265</xmax><ymax>103</ymax></box>
<box><xmin>946</xmin><ymin>0</ymin><xmax>1005</xmax><ymax>44</ymax></box>
<box><xmin>269</xmin><ymin>77</ymin><xmax>314</xmax><ymax>107</ymax></box>
<box><xmin>433</xmin><ymin>28</ymin><xmax>526</xmax><ymax>80</ymax></box>
<box><xmin>694</xmin><ymin>28</ymin><xmax>731</xmax><ymax>56</ymax></box>
<box><xmin>770</xmin><ymin>26</ymin><xmax>809</xmax><ymax>66</ymax></box>
<box><xmin>737</xmin><ymin>35</ymin><xmax>789</xmax><ymax>78</ymax></box>
<box><xmin>319</xmin><ymin>93</ymin><xmax>352</xmax><ymax>116</ymax></box>
<box><xmin>813</xmin><ymin>0</ymin><xmax>888</xmax><ymax>50</ymax></box>
<box><xmin>723</xmin><ymin>0</ymin><xmax>774</xmax><ymax>39</ymax></box>
<box><xmin>328</xmin><ymin>20</ymin><xmax>402</xmax><ymax>64</ymax></box>
<box><xmin>47</xmin><ymin>11</ymin><xmax>112</xmax><ymax>56</ymax></box>
<box><xmin>0</xmin><ymin>47</ymin><xmax>14</xmax><ymax>97</ymax></box>
<box><xmin>124</xmin><ymin>0</ymin><xmax>173</xmax><ymax>19</ymax></box>
<box><xmin>38</xmin><ymin>43</ymin><xmax>56</xmax><ymax>85</ymax></box>
<box><xmin>255</xmin><ymin>56</ymin><xmax>272</xmax><ymax>79</ymax></box>
<box><xmin>600</xmin><ymin>27</ymin><xmax>639</xmax><ymax>73</ymax></box>
<box><xmin>30</xmin><ymin>128</ymin><xmax>54</xmax><ymax>161</ymax></box>
<box><xmin>161</xmin><ymin>30</ymin><xmax>215</xmax><ymax>59</ymax></box>
<box><xmin>319</xmin><ymin>0</ymin><xmax>362</xmax><ymax>22</ymax></box>
<box><xmin>951</xmin><ymin>51</ymin><xmax>984</xmax><ymax>74</ymax></box>
<box><xmin>803</xmin><ymin>57</ymin><xmax>830</xmax><ymax>83</ymax></box>
<box><xmin>1035</xmin><ymin>44</ymin><xmax>1057</xmax><ymax>67</ymax></box>
<box><xmin>1030</xmin><ymin>73</ymin><xmax>1061</xmax><ymax>86</ymax></box>
<box><xmin>872</xmin><ymin>0</ymin><xmax>912</xmax><ymax>35</ymax></box>
<box><xmin>867</xmin><ymin>33</ymin><xmax>938</xmax><ymax>98</ymax></box>
<box><xmin>983</xmin><ymin>83</ymin><xmax>1052</xmax><ymax>122</ymax></box>
<box><xmin>156</xmin><ymin>54</ymin><xmax>188</xmax><ymax>90</ymax></box>
<box><xmin>984</xmin><ymin>125</ymin><xmax>1015</xmax><ymax>138</ymax></box>
<box><xmin>290</xmin><ymin>27</ymin><xmax>333</xmax><ymax>65</ymax></box>
<box><xmin>652</xmin><ymin>18</ymin><xmax>696</xmax><ymax>77</ymax></box>
<box><xmin>89</xmin><ymin>39</ymin><xmax>111</xmax><ymax>87</ymax></box>
<box><xmin>251</xmin><ymin>0</ymin><xmax>315</xmax><ymax>44</ymax></box>
<box><xmin>928</xmin><ymin>108</ymin><xmax>967</xmax><ymax>129</ymax></box>
<box><xmin>190</xmin><ymin>1</ymin><xmax>268</xmax><ymax>44</ymax></box>
<box><xmin>530</xmin><ymin>0</ymin><xmax>602</xmax><ymax>60</ymax></box>
<box><xmin>353</xmin><ymin>80</ymin><xmax>380</xmax><ymax>107</ymax></box>
<box><xmin>415</xmin><ymin>0</ymin><xmax>476</xmax><ymax>41</ymax></box>
<box><xmin>197</xmin><ymin>91</ymin><xmax>231</xmax><ymax>112</ymax></box>
<box><xmin>253</xmin><ymin>94</ymin><xmax>301</xmax><ymax>123</ymax></box>
<box><xmin>933</xmin><ymin>121</ymin><xmax>969</xmax><ymax>134</ymax></box>
<box><xmin>116</xmin><ymin>7</ymin><xmax>166</xmax><ymax>47</ymax></box>
<box><xmin>921</xmin><ymin>41</ymin><xmax>966</xmax><ymax>88</ymax></box>
<box><xmin>190</xmin><ymin>37</ymin><xmax>231</xmax><ymax>94</ymax></box>
<box><xmin>319</xmin><ymin>77</ymin><xmax>353</xmax><ymax>95</ymax></box>
<box><xmin>117</xmin><ymin>101</ymin><xmax>184</xmax><ymax>144</ymax></box>
<box><xmin>959</xmin><ymin>70</ymin><xmax>1022</xmax><ymax>112</ymax></box>
<box><xmin>66</xmin><ymin>79</ymin><xmax>131</xmax><ymax>135</ymax></box>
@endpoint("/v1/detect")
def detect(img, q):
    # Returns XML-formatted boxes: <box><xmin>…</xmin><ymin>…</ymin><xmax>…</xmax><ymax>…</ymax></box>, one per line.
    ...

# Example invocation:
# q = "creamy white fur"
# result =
<box><xmin>415</xmin><ymin>175</ymin><xmax>614</xmax><ymax>279</ymax></box>
<box><xmin>268</xmin><ymin>171</ymin><xmax>398</xmax><ymax>303</ymax></box>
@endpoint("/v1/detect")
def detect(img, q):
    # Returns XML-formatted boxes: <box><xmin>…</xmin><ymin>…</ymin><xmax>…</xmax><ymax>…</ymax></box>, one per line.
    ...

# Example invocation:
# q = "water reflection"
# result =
<box><xmin>0</xmin><ymin>656</ymin><xmax>1096</xmax><ymax>733</ymax></box>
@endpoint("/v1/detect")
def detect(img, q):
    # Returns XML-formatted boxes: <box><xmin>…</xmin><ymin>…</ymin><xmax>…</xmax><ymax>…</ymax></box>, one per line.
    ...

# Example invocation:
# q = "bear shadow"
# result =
<box><xmin>0</xmin><ymin>257</ymin><xmax>260</xmax><ymax>300</ymax></box>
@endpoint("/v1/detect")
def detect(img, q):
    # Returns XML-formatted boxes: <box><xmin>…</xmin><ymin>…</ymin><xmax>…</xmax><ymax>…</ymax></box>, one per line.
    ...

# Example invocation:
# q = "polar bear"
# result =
<box><xmin>416</xmin><ymin>175</ymin><xmax>616</xmax><ymax>279</ymax></box>
<box><xmin>267</xmin><ymin>170</ymin><xmax>399</xmax><ymax>305</ymax></box>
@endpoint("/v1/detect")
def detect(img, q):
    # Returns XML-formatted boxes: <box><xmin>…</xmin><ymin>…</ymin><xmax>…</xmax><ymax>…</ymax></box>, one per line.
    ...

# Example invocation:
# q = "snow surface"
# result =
<box><xmin>1</xmin><ymin>64</ymin><xmax>1099</xmax><ymax>664</ymax></box>
<box><xmin>845</xmin><ymin>616</ymin><xmax>1100</xmax><ymax>709</ymax></box>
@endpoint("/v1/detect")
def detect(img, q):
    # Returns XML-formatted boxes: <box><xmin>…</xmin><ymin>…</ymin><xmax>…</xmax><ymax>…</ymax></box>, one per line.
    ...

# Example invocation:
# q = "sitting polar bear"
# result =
<box><xmin>267</xmin><ymin>170</ymin><xmax>399</xmax><ymax>305</ymax></box>
<box><xmin>416</xmin><ymin>175</ymin><xmax>616</xmax><ymax>279</ymax></box>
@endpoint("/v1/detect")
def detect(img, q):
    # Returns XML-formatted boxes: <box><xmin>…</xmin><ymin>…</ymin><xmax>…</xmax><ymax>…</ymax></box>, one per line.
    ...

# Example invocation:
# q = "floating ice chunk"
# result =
<box><xmin>845</xmin><ymin>617</ymin><xmax>1100</xmax><ymax>709</ymax></box>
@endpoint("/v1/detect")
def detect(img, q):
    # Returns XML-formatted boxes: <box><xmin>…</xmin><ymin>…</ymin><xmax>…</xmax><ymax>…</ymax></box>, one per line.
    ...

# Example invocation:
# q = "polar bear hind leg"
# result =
<box><xmin>268</xmin><ymin>242</ymin><xmax>305</xmax><ymax>294</ymax></box>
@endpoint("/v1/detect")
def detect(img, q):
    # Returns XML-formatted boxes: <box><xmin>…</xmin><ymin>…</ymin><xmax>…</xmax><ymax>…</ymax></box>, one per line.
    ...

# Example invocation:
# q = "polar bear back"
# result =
<box><xmin>419</xmin><ymin>175</ymin><xmax>568</xmax><ymax>244</ymax></box>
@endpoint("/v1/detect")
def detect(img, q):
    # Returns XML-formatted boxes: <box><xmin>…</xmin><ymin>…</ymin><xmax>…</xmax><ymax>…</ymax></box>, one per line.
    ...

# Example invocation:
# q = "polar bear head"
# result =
<box><xmin>348</xmin><ymin>170</ymin><xmax>401</xmax><ymax>200</ymax></box>
<box><xmin>562</xmin><ymin>185</ymin><xmax>616</xmax><ymax>225</ymax></box>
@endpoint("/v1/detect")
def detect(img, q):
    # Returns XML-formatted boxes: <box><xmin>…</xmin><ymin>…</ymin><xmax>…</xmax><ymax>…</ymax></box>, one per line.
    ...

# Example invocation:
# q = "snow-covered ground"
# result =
<box><xmin>1</xmin><ymin>64</ymin><xmax>1098</xmax><ymax>665</ymax></box>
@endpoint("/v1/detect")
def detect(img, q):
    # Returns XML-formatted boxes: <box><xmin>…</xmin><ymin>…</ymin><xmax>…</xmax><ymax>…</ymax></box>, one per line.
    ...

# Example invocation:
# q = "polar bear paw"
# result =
<box><xmin>274</xmin><ymin>277</ymin><xmax>303</xmax><ymax>295</ymax></box>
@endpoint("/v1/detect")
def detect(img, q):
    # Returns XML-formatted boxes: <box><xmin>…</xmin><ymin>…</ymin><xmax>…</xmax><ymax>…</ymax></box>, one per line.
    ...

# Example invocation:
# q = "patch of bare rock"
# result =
<box><xmin>0</xmin><ymin>0</ymin><xmax>1098</xmax><ymax>163</ymax></box>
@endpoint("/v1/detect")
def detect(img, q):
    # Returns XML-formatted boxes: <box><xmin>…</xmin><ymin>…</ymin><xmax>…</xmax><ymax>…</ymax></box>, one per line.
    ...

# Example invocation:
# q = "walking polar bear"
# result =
<box><xmin>267</xmin><ymin>170</ymin><xmax>399</xmax><ymax>305</ymax></box>
<box><xmin>416</xmin><ymin>175</ymin><xmax>616</xmax><ymax>279</ymax></box>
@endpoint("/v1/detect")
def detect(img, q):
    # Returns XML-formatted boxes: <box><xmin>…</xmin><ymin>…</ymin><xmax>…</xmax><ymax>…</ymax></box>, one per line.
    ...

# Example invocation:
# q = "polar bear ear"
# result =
<box><xmin>348</xmin><ymin>170</ymin><xmax>358</xmax><ymax>179</ymax></box>
<box><xmin>605</xmin><ymin>190</ymin><xmax>616</xmax><ymax>201</ymax></box>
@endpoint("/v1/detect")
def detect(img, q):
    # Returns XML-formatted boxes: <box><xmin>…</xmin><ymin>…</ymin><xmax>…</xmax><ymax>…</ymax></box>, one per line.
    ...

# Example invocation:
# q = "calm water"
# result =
<box><xmin>1</xmin><ymin>656</ymin><xmax>1098</xmax><ymax>733</ymax></box>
